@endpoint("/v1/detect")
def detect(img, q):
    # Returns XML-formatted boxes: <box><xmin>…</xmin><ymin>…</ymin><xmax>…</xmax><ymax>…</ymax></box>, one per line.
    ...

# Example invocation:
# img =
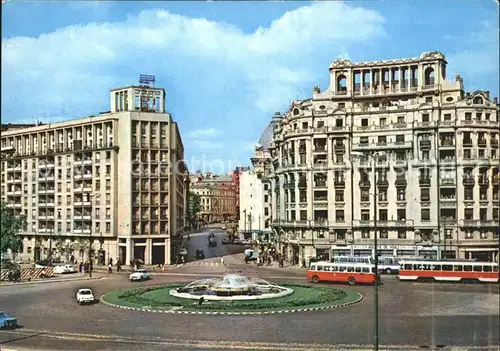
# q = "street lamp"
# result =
<box><xmin>351</xmin><ymin>150</ymin><xmax>383</xmax><ymax>351</ymax></box>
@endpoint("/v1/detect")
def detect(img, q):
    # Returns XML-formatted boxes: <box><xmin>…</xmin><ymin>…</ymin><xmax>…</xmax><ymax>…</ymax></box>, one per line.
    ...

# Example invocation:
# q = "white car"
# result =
<box><xmin>54</xmin><ymin>264</ymin><xmax>76</xmax><ymax>274</ymax></box>
<box><xmin>76</xmin><ymin>288</ymin><xmax>94</xmax><ymax>305</ymax></box>
<box><xmin>129</xmin><ymin>269</ymin><xmax>150</xmax><ymax>281</ymax></box>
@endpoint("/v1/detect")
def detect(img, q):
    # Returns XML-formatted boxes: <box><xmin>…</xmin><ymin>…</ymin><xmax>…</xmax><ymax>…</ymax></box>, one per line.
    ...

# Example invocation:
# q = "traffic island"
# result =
<box><xmin>100</xmin><ymin>283</ymin><xmax>363</xmax><ymax>315</ymax></box>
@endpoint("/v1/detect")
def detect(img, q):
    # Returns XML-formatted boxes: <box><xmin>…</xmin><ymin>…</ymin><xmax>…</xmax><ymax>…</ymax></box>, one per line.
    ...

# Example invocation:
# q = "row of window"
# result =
<box><xmin>311</xmin><ymin>265</ymin><xmax>374</xmax><ymax>273</ymax></box>
<box><xmin>402</xmin><ymin>263</ymin><xmax>498</xmax><ymax>272</ymax></box>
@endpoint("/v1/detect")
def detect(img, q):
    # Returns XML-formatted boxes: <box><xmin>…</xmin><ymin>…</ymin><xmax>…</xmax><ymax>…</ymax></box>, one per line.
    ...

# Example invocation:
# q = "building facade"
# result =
<box><xmin>268</xmin><ymin>51</ymin><xmax>499</xmax><ymax>266</ymax></box>
<box><xmin>190</xmin><ymin>173</ymin><xmax>237</xmax><ymax>223</ymax></box>
<box><xmin>1</xmin><ymin>85</ymin><xmax>189</xmax><ymax>266</ymax></box>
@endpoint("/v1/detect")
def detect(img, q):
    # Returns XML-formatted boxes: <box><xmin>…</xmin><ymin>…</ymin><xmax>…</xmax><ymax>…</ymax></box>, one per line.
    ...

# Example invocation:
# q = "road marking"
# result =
<box><xmin>1</xmin><ymin>330</ymin><xmax>498</xmax><ymax>350</ymax></box>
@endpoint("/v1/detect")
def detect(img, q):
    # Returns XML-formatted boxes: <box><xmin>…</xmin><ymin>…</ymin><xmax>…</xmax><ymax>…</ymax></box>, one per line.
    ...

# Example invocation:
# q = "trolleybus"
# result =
<box><xmin>308</xmin><ymin>261</ymin><xmax>377</xmax><ymax>285</ymax></box>
<box><xmin>398</xmin><ymin>259</ymin><xmax>499</xmax><ymax>283</ymax></box>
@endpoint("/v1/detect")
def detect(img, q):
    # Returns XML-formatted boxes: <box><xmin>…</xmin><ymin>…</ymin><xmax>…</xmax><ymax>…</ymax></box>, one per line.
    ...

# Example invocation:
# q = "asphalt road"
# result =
<box><xmin>0</xmin><ymin>260</ymin><xmax>498</xmax><ymax>350</ymax></box>
<box><xmin>182</xmin><ymin>228</ymin><xmax>246</xmax><ymax>262</ymax></box>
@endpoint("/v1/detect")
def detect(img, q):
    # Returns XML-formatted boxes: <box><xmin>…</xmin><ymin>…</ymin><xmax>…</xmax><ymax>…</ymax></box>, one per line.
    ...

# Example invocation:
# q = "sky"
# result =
<box><xmin>2</xmin><ymin>1</ymin><xmax>499</xmax><ymax>173</ymax></box>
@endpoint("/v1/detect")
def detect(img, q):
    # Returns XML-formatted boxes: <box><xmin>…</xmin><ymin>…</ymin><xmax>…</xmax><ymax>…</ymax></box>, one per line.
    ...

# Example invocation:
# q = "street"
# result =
<box><xmin>182</xmin><ymin>227</ymin><xmax>246</xmax><ymax>263</ymax></box>
<box><xmin>0</xmin><ymin>258</ymin><xmax>498</xmax><ymax>351</ymax></box>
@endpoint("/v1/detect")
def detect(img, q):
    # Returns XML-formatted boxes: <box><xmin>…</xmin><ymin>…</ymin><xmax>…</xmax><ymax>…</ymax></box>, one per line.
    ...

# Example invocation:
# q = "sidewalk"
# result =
<box><xmin>225</xmin><ymin>253</ymin><xmax>307</xmax><ymax>272</ymax></box>
<box><xmin>0</xmin><ymin>273</ymin><xmax>102</xmax><ymax>288</ymax></box>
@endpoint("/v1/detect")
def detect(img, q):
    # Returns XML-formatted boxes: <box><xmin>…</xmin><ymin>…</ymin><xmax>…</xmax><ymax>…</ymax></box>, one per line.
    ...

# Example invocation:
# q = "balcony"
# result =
<box><xmin>439</xmin><ymin>140</ymin><xmax>455</xmax><ymax>148</ymax></box>
<box><xmin>376</xmin><ymin>179</ymin><xmax>389</xmax><ymax>188</ymax></box>
<box><xmin>313</xmin><ymin>145</ymin><xmax>327</xmax><ymax>153</ymax></box>
<box><xmin>334</xmin><ymin>143</ymin><xmax>345</xmax><ymax>152</ymax></box>
<box><xmin>310</xmin><ymin>220</ymin><xmax>329</xmax><ymax>227</ymax></box>
<box><xmin>314</xmin><ymin>181</ymin><xmax>327</xmax><ymax>188</ymax></box>
<box><xmin>419</xmin><ymin>139</ymin><xmax>431</xmax><ymax>149</ymax></box>
<box><xmin>73</xmin><ymin>201</ymin><xmax>92</xmax><ymax>207</ymax></box>
<box><xmin>415</xmin><ymin>121</ymin><xmax>437</xmax><ymax>128</ymax></box>
<box><xmin>352</xmin><ymin>142</ymin><xmax>371</xmax><ymax>150</ymax></box>
<box><xmin>462</xmin><ymin>176</ymin><xmax>475</xmax><ymax>186</ymax></box>
<box><xmin>478</xmin><ymin>177</ymin><xmax>489</xmax><ymax>187</ymax></box>
<box><xmin>458</xmin><ymin>219</ymin><xmax>479</xmax><ymax>227</ymax></box>
<box><xmin>418</xmin><ymin>177</ymin><xmax>431</xmax><ymax>187</ymax></box>
<box><xmin>395</xmin><ymin>177</ymin><xmax>407</xmax><ymax>187</ymax></box>
<box><xmin>358</xmin><ymin>180</ymin><xmax>370</xmax><ymax>188</ymax></box>
<box><xmin>6</xmin><ymin>203</ymin><xmax>22</xmax><ymax>209</ymax></box>
<box><xmin>462</xmin><ymin>139</ymin><xmax>473</xmax><ymax>147</ymax></box>
<box><xmin>334</xmin><ymin>179</ymin><xmax>346</xmax><ymax>187</ymax></box>
<box><xmin>440</xmin><ymin>178</ymin><xmax>455</xmax><ymax>186</ymax></box>
<box><xmin>74</xmin><ymin>214</ymin><xmax>92</xmax><ymax>221</ymax></box>
<box><xmin>38</xmin><ymin>188</ymin><xmax>55</xmax><ymax>194</ymax></box>
<box><xmin>439</xmin><ymin>157</ymin><xmax>456</xmax><ymax>166</ymax></box>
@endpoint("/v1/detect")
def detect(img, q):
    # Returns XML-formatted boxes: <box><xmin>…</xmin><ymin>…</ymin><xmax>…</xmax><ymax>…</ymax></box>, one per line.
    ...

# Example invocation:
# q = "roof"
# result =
<box><xmin>257</xmin><ymin>121</ymin><xmax>276</xmax><ymax>151</ymax></box>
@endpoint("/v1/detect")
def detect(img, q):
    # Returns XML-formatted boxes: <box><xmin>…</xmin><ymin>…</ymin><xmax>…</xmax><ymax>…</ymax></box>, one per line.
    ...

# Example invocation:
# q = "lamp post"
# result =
<box><xmin>351</xmin><ymin>151</ymin><xmax>380</xmax><ymax>351</ymax></box>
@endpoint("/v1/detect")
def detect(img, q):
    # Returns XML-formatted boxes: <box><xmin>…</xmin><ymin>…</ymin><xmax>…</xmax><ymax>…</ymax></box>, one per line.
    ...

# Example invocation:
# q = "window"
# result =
<box><xmin>361</xmin><ymin>230</ymin><xmax>370</xmax><ymax>239</ymax></box>
<box><xmin>421</xmin><ymin>188</ymin><xmax>430</xmax><ymax>201</ymax></box>
<box><xmin>396</xmin><ymin>135</ymin><xmax>405</xmax><ymax>143</ymax></box>
<box><xmin>398</xmin><ymin>230</ymin><xmax>406</xmax><ymax>239</ymax></box>
<box><xmin>361</xmin><ymin>190</ymin><xmax>370</xmax><ymax>202</ymax></box>
<box><xmin>379</xmin><ymin>230</ymin><xmax>388</xmax><ymax>239</ymax></box>
<box><xmin>361</xmin><ymin>119</ymin><xmax>368</xmax><ymax>127</ymax></box>
<box><xmin>421</xmin><ymin>209</ymin><xmax>430</xmax><ymax>221</ymax></box>
<box><xmin>335</xmin><ymin>190</ymin><xmax>344</xmax><ymax>202</ymax></box>
<box><xmin>335</xmin><ymin>210</ymin><xmax>345</xmax><ymax>222</ymax></box>
<box><xmin>397</xmin><ymin>188</ymin><xmax>406</xmax><ymax>201</ymax></box>
<box><xmin>444</xmin><ymin>113</ymin><xmax>452</xmax><ymax>120</ymax></box>
<box><xmin>379</xmin><ymin>118</ymin><xmax>387</xmax><ymax>126</ymax></box>
<box><xmin>422</xmin><ymin>113</ymin><xmax>429</xmax><ymax>122</ymax></box>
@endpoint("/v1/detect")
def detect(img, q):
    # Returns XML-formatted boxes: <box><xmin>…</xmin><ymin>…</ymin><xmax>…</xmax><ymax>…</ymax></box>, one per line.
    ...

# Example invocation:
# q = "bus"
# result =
<box><xmin>398</xmin><ymin>259</ymin><xmax>499</xmax><ymax>283</ymax></box>
<box><xmin>331</xmin><ymin>255</ymin><xmax>401</xmax><ymax>274</ymax></box>
<box><xmin>308</xmin><ymin>261</ymin><xmax>377</xmax><ymax>285</ymax></box>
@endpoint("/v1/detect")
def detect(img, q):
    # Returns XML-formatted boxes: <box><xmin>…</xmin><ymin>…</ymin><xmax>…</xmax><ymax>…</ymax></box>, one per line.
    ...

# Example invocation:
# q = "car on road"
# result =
<box><xmin>222</xmin><ymin>238</ymin><xmax>230</xmax><ymax>245</ymax></box>
<box><xmin>129</xmin><ymin>269</ymin><xmax>150</xmax><ymax>281</ymax></box>
<box><xmin>54</xmin><ymin>264</ymin><xmax>76</xmax><ymax>274</ymax></box>
<box><xmin>76</xmin><ymin>288</ymin><xmax>95</xmax><ymax>305</ymax></box>
<box><xmin>0</xmin><ymin>311</ymin><xmax>18</xmax><ymax>329</ymax></box>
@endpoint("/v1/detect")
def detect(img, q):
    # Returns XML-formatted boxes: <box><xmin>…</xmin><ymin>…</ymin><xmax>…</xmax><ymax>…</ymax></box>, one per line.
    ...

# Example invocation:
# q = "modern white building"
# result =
<box><xmin>239</xmin><ymin>170</ymin><xmax>271</xmax><ymax>241</ymax></box>
<box><xmin>239</xmin><ymin>129</ymin><xmax>274</xmax><ymax>242</ymax></box>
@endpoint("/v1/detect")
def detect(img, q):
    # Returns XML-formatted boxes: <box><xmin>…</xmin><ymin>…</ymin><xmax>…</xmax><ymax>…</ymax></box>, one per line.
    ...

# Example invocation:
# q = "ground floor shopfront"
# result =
<box><xmin>16</xmin><ymin>235</ymin><xmax>182</xmax><ymax>266</ymax></box>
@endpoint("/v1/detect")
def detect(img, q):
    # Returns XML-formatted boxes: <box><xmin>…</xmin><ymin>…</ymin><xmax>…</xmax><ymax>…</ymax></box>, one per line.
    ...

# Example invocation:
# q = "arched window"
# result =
<box><xmin>293</xmin><ymin>108</ymin><xmax>300</xmax><ymax>116</ymax></box>
<box><xmin>337</xmin><ymin>75</ymin><xmax>347</xmax><ymax>93</ymax></box>
<box><xmin>473</xmin><ymin>96</ymin><xmax>483</xmax><ymax>105</ymax></box>
<box><xmin>424</xmin><ymin>67</ymin><xmax>435</xmax><ymax>85</ymax></box>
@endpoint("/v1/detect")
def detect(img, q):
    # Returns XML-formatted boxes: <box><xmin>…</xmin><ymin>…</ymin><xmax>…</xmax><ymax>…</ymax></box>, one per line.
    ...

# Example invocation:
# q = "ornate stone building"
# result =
<box><xmin>269</xmin><ymin>51</ymin><xmax>499</xmax><ymax>266</ymax></box>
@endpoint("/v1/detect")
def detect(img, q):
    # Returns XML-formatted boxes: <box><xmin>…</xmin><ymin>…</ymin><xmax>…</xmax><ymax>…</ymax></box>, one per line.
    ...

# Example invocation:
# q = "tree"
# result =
<box><xmin>54</xmin><ymin>234</ymin><xmax>68</xmax><ymax>261</ymax></box>
<box><xmin>187</xmin><ymin>191</ymin><xmax>201</xmax><ymax>227</ymax></box>
<box><xmin>0</xmin><ymin>201</ymin><xmax>27</xmax><ymax>255</ymax></box>
<box><xmin>72</xmin><ymin>240</ymin><xmax>89</xmax><ymax>261</ymax></box>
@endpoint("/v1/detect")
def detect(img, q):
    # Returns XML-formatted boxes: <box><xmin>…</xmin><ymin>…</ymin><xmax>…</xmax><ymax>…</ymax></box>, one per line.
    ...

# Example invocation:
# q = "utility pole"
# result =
<box><xmin>372</xmin><ymin>157</ymin><xmax>379</xmax><ymax>351</ymax></box>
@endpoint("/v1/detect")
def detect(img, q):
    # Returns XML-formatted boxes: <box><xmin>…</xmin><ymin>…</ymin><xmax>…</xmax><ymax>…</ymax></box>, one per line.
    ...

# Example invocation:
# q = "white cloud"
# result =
<box><xmin>192</xmin><ymin>140</ymin><xmax>223</xmax><ymax>150</ymax></box>
<box><xmin>2</xmin><ymin>2</ymin><xmax>386</xmax><ymax>163</ymax></box>
<box><xmin>446</xmin><ymin>20</ymin><xmax>498</xmax><ymax>90</ymax></box>
<box><xmin>188</xmin><ymin>128</ymin><xmax>221</xmax><ymax>139</ymax></box>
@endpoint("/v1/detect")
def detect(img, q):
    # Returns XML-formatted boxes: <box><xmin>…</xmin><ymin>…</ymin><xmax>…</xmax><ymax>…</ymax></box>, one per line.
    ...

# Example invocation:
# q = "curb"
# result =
<box><xmin>0</xmin><ymin>276</ymin><xmax>102</xmax><ymax>288</ymax></box>
<box><xmin>100</xmin><ymin>293</ymin><xmax>363</xmax><ymax>316</ymax></box>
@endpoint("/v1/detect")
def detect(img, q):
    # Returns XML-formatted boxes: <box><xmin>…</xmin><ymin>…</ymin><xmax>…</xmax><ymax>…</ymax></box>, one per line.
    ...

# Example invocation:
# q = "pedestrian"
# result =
<box><xmin>220</xmin><ymin>256</ymin><xmax>225</xmax><ymax>265</ymax></box>
<box><xmin>108</xmin><ymin>263</ymin><xmax>112</xmax><ymax>274</ymax></box>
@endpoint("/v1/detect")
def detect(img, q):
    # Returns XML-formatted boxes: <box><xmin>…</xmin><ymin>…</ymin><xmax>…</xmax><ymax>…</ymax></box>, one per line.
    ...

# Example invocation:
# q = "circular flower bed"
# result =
<box><xmin>101</xmin><ymin>283</ymin><xmax>362</xmax><ymax>313</ymax></box>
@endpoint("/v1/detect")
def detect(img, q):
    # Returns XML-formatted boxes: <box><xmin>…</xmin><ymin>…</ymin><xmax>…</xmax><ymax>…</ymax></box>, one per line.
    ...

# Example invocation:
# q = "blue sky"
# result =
<box><xmin>2</xmin><ymin>1</ymin><xmax>498</xmax><ymax>172</ymax></box>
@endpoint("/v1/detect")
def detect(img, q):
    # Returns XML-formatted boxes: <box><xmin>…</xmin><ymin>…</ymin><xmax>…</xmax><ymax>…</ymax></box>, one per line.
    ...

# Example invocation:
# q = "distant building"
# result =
<box><xmin>190</xmin><ymin>173</ymin><xmax>237</xmax><ymax>222</ymax></box>
<box><xmin>1</xmin><ymin>84</ymin><xmax>189</xmax><ymax>266</ymax></box>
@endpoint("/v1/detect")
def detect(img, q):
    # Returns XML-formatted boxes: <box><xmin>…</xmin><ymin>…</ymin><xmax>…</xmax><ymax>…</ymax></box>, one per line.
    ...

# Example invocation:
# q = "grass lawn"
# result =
<box><xmin>102</xmin><ymin>284</ymin><xmax>361</xmax><ymax>312</ymax></box>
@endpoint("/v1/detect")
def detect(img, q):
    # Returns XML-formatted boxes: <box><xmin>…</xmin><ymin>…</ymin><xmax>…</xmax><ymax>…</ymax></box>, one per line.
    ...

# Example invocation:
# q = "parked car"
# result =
<box><xmin>54</xmin><ymin>264</ymin><xmax>76</xmax><ymax>274</ymax></box>
<box><xmin>180</xmin><ymin>248</ymin><xmax>188</xmax><ymax>256</ymax></box>
<box><xmin>222</xmin><ymin>238</ymin><xmax>229</xmax><ymax>245</ymax></box>
<box><xmin>76</xmin><ymin>288</ymin><xmax>95</xmax><ymax>305</ymax></box>
<box><xmin>0</xmin><ymin>311</ymin><xmax>18</xmax><ymax>329</ymax></box>
<box><xmin>129</xmin><ymin>269</ymin><xmax>150</xmax><ymax>281</ymax></box>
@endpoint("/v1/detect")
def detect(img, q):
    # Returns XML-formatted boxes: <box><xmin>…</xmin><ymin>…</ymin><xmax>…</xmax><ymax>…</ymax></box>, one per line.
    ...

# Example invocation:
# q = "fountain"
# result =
<box><xmin>170</xmin><ymin>274</ymin><xmax>294</xmax><ymax>301</ymax></box>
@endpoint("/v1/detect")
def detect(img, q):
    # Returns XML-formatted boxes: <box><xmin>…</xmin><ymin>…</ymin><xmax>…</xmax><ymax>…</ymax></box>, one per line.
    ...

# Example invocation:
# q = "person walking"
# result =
<box><xmin>220</xmin><ymin>256</ymin><xmax>225</xmax><ymax>266</ymax></box>
<box><xmin>108</xmin><ymin>263</ymin><xmax>112</xmax><ymax>274</ymax></box>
